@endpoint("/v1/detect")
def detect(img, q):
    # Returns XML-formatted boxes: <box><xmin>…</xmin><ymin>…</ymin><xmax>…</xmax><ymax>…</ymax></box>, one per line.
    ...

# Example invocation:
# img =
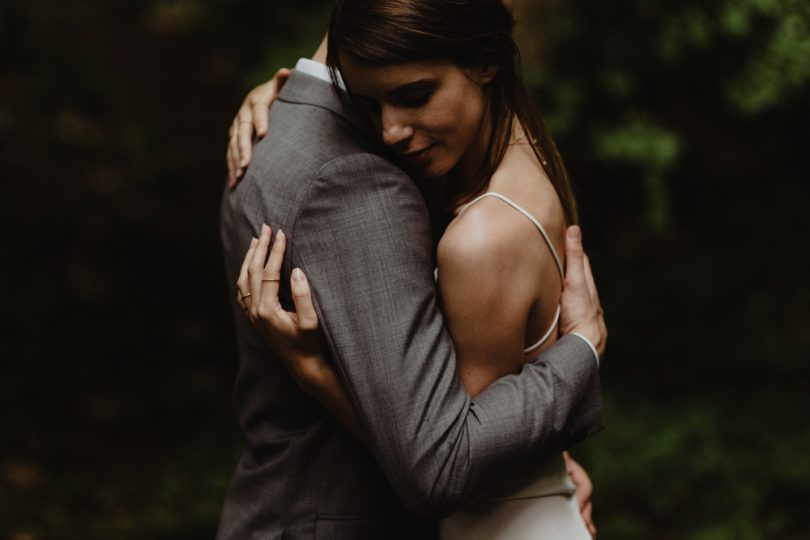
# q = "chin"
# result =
<box><xmin>420</xmin><ymin>156</ymin><xmax>454</xmax><ymax>180</ymax></box>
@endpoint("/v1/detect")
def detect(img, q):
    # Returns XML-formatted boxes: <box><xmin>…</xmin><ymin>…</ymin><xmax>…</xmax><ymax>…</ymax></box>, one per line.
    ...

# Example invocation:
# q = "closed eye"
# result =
<box><xmin>396</xmin><ymin>89</ymin><xmax>433</xmax><ymax>108</ymax></box>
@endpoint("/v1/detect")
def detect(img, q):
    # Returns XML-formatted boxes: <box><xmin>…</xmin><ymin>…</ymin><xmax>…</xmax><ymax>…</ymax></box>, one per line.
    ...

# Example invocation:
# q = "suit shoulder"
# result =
<box><xmin>316</xmin><ymin>152</ymin><xmax>414</xmax><ymax>191</ymax></box>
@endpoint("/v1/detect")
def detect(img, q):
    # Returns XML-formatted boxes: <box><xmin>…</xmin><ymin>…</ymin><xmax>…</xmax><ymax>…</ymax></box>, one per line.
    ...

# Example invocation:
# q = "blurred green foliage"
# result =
<box><xmin>1</xmin><ymin>0</ymin><xmax>808</xmax><ymax>539</ymax></box>
<box><xmin>514</xmin><ymin>1</ymin><xmax>810</xmax><ymax>537</ymax></box>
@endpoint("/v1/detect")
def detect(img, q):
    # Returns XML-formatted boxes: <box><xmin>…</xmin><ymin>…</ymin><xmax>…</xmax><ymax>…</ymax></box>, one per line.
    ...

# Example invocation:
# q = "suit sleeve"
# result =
<box><xmin>291</xmin><ymin>153</ymin><xmax>604</xmax><ymax>518</ymax></box>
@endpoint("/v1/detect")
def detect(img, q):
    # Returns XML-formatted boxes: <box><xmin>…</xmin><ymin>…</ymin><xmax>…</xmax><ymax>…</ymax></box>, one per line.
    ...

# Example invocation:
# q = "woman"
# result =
<box><xmin>230</xmin><ymin>0</ymin><xmax>599</xmax><ymax>537</ymax></box>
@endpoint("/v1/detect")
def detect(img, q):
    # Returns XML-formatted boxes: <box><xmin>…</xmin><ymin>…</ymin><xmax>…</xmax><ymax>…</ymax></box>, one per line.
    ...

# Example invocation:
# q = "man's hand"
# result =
<box><xmin>226</xmin><ymin>68</ymin><xmax>291</xmax><ymax>188</ymax></box>
<box><xmin>560</xmin><ymin>225</ymin><xmax>607</xmax><ymax>359</ymax></box>
<box><xmin>564</xmin><ymin>452</ymin><xmax>597</xmax><ymax>538</ymax></box>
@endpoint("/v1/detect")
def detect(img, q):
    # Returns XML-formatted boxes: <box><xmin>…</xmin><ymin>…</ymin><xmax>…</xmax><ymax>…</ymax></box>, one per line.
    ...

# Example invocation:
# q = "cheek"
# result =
<box><xmin>427</xmin><ymin>99</ymin><xmax>479</xmax><ymax>145</ymax></box>
<box><xmin>449</xmin><ymin>85</ymin><xmax>485</xmax><ymax>134</ymax></box>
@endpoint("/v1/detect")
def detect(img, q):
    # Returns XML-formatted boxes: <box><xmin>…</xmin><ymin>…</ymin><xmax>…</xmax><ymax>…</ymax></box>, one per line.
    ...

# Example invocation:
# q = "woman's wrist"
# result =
<box><xmin>290</xmin><ymin>355</ymin><xmax>332</xmax><ymax>394</ymax></box>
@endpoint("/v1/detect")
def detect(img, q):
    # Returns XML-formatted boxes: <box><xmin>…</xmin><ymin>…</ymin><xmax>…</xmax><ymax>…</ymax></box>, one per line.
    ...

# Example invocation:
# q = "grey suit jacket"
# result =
<box><xmin>217</xmin><ymin>70</ymin><xmax>604</xmax><ymax>540</ymax></box>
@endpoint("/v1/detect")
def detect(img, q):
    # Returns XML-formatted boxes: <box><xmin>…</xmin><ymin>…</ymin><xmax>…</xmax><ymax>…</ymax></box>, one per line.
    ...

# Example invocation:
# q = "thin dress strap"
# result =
<box><xmin>458</xmin><ymin>192</ymin><xmax>563</xmax><ymax>354</ymax></box>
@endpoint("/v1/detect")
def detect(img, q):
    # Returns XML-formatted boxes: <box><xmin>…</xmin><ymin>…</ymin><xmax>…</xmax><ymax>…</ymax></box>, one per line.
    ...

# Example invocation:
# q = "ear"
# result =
<box><xmin>468</xmin><ymin>64</ymin><xmax>498</xmax><ymax>86</ymax></box>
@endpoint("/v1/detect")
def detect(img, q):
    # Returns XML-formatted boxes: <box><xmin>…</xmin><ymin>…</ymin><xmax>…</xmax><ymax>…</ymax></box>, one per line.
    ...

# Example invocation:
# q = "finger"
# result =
<box><xmin>582</xmin><ymin>254</ymin><xmax>601</xmax><ymax>308</ymax></box>
<box><xmin>228</xmin><ymin>124</ymin><xmax>241</xmax><ymax>184</ymax></box>
<box><xmin>226</xmin><ymin>147</ymin><xmax>235</xmax><ymax>188</ymax></box>
<box><xmin>238</xmin><ymin>119</ymin><xmax>254</xmax><ymax>169</ymax></box>
<box><xmin>259</xmin><ymin>229</ymin><xmax>286</xmax><ymax>304</ymax></box>
<box><xmin>237</xmin><ymin>237</ymin><xmax>258</xmax><ymax>311</ymax></box>
<box><xmin>227</xmin><ymin>121</ymin><xmax>238</xmax><ymax>187</ymax></box>
<box><xmin>566</xmin><ymin>457</ymin><xmax>593</xmax><ymax>508</ymax></box>
<box><xmin>252</xmin><ymin>100</ymin><xmax>269</xmax><ymax>140</ymax></box>
<box><xmin>563</xmin><ymin>225</ymin><xmax>586</xmax><ymax>289</ymax></box>
<box><xmin>256</xmin><ymin>68</ymin><xmax>290</xmax><ymax>138</ymax></box>
<box><xmin>576</xmin><ymin>478</ymin><xmax>593</xmax><ymax>508</ymax></box>
<box><xmin>581</xmin><ymin>501</ymin><xmax>594</xmax><ymax>537</ymax></box>
<box><xmin>247</xmin><ymin>84</ymin><xmax>272</xmax><ymax>140</ymax></box>
<box><xmin>228</xmin><ymin>146</ymin><xmax>241</xmax><ymax>188</ymax></box>
<box><xmin>248</xmin><ymin>225</ymin><xmax>272</xmax><ymax>318</ymax></box>
<box><xmin>265</xmin><ymin>229</ymin><xmax>286</xmax><ymax>274</ymax></box>
<box><xmin>582</xmin><ymin>501</ymin><xmax>593</xmax><ymax>521</ymax></box>
<box><xmin>291</xmin><ymin>268</ymin><xmax>319</xmax><ymax>331</ymax></box>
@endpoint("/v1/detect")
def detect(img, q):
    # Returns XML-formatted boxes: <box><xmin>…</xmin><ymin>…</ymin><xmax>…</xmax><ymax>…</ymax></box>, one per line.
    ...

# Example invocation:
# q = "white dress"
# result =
<box><xmin>439</xmin><ymin>193</ymin><xmax>591</xmax><ymax>540</ymax></box>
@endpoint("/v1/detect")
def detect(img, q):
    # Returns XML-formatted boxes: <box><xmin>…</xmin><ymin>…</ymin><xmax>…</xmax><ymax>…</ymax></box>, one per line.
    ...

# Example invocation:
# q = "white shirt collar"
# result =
<box><xmin>294</xmin><ymin>58</ymin><xmax>345</xmax><ymax>89</ymax></box>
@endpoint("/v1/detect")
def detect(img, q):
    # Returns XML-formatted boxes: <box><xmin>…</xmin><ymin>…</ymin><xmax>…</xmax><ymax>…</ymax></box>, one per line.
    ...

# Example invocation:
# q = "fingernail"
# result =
<box><xmin>261</xmin><ymin>224</ymin><xmax>269</xmax><ymax>235</ymax></box>
<box><xmin>250</xmin><ymin>237</ymin><xmax>258</xmax><ymax>246</ymax></box>
<box><xmin>276</xmin><ymin>229</ymin><xmax>284</xmax><ymax>239</ymax></box>
<box><xmin>567</xmin><ymin>225</ymin><xmax>581</xmax><ymax>240</ymax></box>
<box><xmin>292</xmin><ymin>268</ymin><xmax>304</xmax><ymax>282</ymax></box>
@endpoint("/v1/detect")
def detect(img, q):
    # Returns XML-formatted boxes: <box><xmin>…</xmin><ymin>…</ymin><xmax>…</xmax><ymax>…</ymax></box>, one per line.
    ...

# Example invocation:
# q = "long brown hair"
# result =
<box><xmin>327</xmin><ymin>0</ymin><xmax>578</xmax><ymax>225</ymax></box>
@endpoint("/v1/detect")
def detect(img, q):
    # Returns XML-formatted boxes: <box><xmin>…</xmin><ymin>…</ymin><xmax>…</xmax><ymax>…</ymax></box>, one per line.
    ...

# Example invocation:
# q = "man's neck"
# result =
<box><xmin>311</xmin><ymin>35</ymin><xmax>328</xmax><ymax>65</ymax></box>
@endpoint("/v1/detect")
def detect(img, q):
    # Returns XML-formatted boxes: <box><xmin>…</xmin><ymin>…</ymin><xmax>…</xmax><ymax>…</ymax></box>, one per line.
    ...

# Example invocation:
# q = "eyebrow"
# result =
<box><xmin>387</xmin><ymin>79</ymin><xmax>436</xmax><ymax>98</ymax></box>
<box><xmin>350</xmin><ymin>78</ymin><xmax>436</xmax><ymax>102</ymax></box>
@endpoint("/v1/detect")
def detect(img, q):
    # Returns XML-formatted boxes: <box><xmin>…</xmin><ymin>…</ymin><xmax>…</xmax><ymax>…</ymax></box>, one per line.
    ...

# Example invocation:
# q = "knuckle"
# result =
<box><xmin>299</xmin><ymin>320</ymin><xmax>317</xmax><ymax>332</ymax></box>
<box><xmin>292</xmin><ymin>290</ymin><xmax>309</xmax><ymax>302</ymax></box>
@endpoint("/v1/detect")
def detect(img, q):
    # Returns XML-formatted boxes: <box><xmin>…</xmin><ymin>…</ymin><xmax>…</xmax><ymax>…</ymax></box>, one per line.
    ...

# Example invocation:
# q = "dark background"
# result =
<box><xmin>2</xmin><ymin>1</ymin><xmax>808</xmax><ymax>538</ymax></box>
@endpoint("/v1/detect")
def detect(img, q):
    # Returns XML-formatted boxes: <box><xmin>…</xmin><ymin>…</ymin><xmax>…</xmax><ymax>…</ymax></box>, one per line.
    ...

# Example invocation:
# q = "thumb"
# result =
<box><xmin>291</xmin><ymin>268</ymin><xmax>319</xmax><ymax>331</ymax></box>
<box><xmin>564</xmin><ymin>225</ymin><xmax>586</xmax><ymax>288</ymax></box>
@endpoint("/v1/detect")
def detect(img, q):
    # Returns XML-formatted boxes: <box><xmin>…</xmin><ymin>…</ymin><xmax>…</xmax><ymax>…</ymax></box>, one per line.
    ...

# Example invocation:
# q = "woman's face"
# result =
<box><xmin>340</xmin><ymin>55</ymin><xmax>495</xmax><ymax>179</ymax></box>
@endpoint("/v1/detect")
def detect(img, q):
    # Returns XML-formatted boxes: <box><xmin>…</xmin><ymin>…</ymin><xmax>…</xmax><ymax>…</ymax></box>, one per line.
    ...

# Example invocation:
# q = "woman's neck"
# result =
<box><xmin>449</xmin><ymin>104</ymin><xmax>495</xmax><ymax>205</ymax></box>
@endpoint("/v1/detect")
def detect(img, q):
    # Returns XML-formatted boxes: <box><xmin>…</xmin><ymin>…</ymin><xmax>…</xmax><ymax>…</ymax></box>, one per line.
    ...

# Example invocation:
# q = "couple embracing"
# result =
<box><xmin>217</xmin><ymin>0</ymin><xmax>608</xmax><ymax>538</ymax></box>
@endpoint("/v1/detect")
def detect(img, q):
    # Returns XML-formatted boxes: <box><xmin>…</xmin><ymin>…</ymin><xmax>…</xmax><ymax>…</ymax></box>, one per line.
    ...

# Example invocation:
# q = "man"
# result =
<box><xmin>217</xmin><ymin>38</ymin><xmax>606</xmax><ymax>539</ymax></box>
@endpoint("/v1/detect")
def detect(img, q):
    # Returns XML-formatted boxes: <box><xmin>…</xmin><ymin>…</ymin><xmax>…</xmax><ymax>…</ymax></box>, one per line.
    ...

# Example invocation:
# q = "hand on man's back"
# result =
<box><xmin>560</xmin><ymin>226</ymin><xmax>607</xmax><ymax>361</ymax></box>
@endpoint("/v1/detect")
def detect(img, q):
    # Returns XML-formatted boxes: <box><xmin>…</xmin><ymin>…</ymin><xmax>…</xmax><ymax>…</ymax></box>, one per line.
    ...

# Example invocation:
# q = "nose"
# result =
<box><xmin>381</xmin><ymin>106</ymin><xmax>413</xmax><ymax>149</ymax></box>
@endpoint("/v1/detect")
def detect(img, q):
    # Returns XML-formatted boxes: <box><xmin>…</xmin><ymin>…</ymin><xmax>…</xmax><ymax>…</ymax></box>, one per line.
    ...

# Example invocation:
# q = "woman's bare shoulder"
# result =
<box><xmin>487</xmin><ymin>145</ymin><xmax>568</xmax><ymax>256</ymax></box>
<box><xmin>437</xmin><ymin>194</ymin><xmax>543</xmax><ymax>279</ymax></box>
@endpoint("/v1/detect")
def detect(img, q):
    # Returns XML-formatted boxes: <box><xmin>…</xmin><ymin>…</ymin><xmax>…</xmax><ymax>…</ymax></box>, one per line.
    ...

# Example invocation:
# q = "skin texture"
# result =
<box><xmin>339</xmin><ymin>56</ymin><xmax>495</xmax><ymax>181</ymax></box>
<box><xmin>436</xmin><ymin>139</ymin><xmax>567</xmax><ymax>395</ymax></box>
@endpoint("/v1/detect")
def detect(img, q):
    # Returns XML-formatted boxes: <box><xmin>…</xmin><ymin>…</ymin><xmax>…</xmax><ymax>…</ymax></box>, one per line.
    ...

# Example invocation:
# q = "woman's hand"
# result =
<box><xmin>226</xmin><ymin>68</ymin><xmax>291</xmax><ymax>188</ymax></box>
<box><xmin>236</xmin><ymin>224</ymin><xmax>327</xmax><ymax>386</ymax></box>
<box><xmin>236</xmin><ymin>226</ymin><xmax>367</xmax><ymax>443</ymax></box>
<box><xmin>564</xmin><ymin>451</ymin><xmax>597</xmax><ymax>538</ymax></box>
<box><xmin>559</xmin><ymin>225</ymin><xmax>607</xmax><ymax>360</ymax></box>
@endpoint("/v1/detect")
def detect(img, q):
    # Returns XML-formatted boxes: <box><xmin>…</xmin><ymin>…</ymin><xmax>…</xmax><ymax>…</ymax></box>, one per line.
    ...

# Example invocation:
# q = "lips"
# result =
<box><xmin>404</xmin><ymin>144</ymin><xmax>434</xmax><ymax>165</ymax></box>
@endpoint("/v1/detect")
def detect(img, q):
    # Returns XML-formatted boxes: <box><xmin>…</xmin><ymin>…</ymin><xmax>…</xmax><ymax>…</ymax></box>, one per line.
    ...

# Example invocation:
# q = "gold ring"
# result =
<box><xmin>241</xmin><ymin>292</ymin><xmax>252</xmax><ymax>300</ymax></box>
<box><xmin>262</xmin><ymin>278</ymin><xmax>280</xmax><ymax>282</ymax></box>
